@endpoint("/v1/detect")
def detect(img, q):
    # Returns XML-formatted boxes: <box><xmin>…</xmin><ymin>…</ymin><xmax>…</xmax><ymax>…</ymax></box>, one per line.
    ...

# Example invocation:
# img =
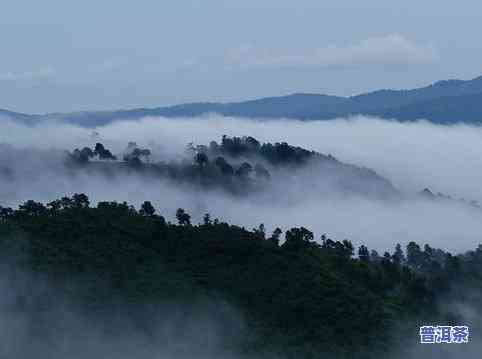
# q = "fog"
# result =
<box><xmin>1</xmin><ymin>115</ymin><xmax>481</xmax><ymax>253</ymax></box>
<box><xmin>0</xmin><ymin>244</ymin><xmax>262</xmax><ymax>359</ymax></box>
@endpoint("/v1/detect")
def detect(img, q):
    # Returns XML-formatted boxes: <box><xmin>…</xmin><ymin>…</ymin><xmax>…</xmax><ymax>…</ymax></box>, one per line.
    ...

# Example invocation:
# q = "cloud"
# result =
<box><xmin>0</xmin><ymin>115</ymin><xmax>481</xmax><ymax>253</ymax></box>
<box><xmin>225</xmin><ymin>34</ymin><xmax>438</xmax><ymax>68</ymax></box>
<box><xmin>0</xmin><ymin>67</ymin><xmax>55</xmax><ymax>81</ymax></box>
<box><xmin>0</xmin><ymin>252</ymin><xmax>253</xmax><ymax>359</ymax></box>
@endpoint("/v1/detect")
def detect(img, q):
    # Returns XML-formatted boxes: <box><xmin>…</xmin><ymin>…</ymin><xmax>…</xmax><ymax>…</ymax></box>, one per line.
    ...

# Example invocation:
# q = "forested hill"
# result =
<box><xmin>0</xmin><ymin>195</ymin><xmax>481</xmax><ymax>358</ymax></box>
<box><xmin>65</xmin><ymin>136</ymin><xmax>398</xmax><ymax>198</ymax></box>
<box><xmin>3</xmin><ymin>75</ymin><xmax>482</xmax><ymax>125</ymax></box>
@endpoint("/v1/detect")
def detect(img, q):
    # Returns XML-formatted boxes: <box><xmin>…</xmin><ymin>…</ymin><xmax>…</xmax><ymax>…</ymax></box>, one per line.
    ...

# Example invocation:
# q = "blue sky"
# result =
<box><xmin>1</xmin><ymin>0</ymin><xmax>482</xmax><ymax>113</ymax></box>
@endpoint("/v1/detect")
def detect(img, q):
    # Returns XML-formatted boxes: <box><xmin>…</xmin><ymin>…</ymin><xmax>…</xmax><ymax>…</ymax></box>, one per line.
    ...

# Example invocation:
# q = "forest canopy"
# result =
<box><xmin>0</xmin><ymin>194</ymin><xmax>480</xmax><ymax>358</ymax></box>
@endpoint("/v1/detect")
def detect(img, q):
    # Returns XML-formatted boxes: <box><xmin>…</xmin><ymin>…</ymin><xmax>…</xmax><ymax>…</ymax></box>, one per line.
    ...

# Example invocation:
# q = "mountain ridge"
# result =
<box><xmin>3</xmin><ymin>75</ymin><xmax>482</xmax><ymax>126</ymax></box>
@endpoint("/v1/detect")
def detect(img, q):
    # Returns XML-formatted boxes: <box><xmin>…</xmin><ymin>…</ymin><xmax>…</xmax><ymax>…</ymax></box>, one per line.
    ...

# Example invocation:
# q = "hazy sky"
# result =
<box><xmin>1</xmin><ymin>0</ymin><xmax>482</xmax><ymax>113</ymax></box>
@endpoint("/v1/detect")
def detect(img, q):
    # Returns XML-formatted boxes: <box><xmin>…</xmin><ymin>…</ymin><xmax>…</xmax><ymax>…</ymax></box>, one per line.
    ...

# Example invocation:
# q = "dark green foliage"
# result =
<box><xmin>1</xmin><ymin>195</ymin><xmax>481</xmax><ymax>357</ymax></box>
<box><xmin>282</xmin><ymin>227</ymin><xmax>314</xmax><ymax>251</ymax></box>
<box><xmin>213</xmin><ymin>135</ymin><xmax>323</xmax><ymax>166</ymax></box>
<box><xmin>64</xmin><ymin>136</ymin><xmax>397</xmax><ymax>199</ymax></box>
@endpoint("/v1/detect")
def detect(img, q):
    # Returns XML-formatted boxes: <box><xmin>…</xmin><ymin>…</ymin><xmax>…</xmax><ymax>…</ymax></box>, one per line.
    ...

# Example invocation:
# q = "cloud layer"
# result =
<box><xmin>0</xmin><ymin>114</ymin><xmax>480</xmax><ymax>253</ymax></box>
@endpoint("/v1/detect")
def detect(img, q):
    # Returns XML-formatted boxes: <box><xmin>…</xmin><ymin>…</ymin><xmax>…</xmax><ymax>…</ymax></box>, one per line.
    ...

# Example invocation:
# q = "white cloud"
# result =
<box><xmin>0</xmin><ymin>115</ymin><xmax>481</xmax><ymax>253</ymax></box>
<box><xmin>225</xmin><ymin>34</ymin><xmax>438</xmax><ymax>68</ymax></box>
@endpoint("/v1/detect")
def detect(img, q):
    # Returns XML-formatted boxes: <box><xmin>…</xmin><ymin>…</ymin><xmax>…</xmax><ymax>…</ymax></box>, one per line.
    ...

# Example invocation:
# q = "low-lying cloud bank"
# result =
<box><xmin>0</xmin><ymin>251</ymin><xmax>253</xmax><ymax>359</ymax></box>
<box><xmin>1</xmin><ymin>114</ymin><xmax>481</xmax><ymax>252</ymax></box>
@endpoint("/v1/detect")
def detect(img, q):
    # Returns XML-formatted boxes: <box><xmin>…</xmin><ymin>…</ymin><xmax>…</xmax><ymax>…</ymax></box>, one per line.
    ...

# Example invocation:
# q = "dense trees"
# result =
<box><xmin>282</xmin><ymin>226</ymin><xmax>314</xmax><ymax>251</ymax></box>
<box><xmin>70</xmin><ymin>143</ymin><xmax>116</xmax><ymax>163</ymax></box>
<box><xmin>94</xmin><ymin>143</ymin><xmax>117</xmax><ymax>160</ymax></box>
<box><xmin>64</xmin><ymin>136</ymin><xmax>402</xmax><ymax>201</ymax></box>
<box><xmin>0</xmin><ymin>194</ymin><xmax>479</xmax><ymax>358</ymax></box>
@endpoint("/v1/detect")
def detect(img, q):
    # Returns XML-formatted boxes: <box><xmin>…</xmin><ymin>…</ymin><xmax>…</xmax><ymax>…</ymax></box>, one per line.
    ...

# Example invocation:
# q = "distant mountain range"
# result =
<box><xmin>3</xmin><ymin>75</ymin><xmax>482</xmax><ymax>126</ymax></box>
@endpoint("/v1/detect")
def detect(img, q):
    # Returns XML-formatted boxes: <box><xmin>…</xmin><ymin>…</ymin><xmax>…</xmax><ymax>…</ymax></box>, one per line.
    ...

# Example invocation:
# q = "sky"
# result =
<box><xmin>1</xmin><ymin>0</ymin><xmax>482</xmax><ymax>113</ymax></box>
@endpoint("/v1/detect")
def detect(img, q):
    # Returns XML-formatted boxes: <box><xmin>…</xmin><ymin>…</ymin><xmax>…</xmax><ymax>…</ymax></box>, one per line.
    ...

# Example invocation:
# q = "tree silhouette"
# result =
<box><xmin>254</xmin><ymin>163</ymin><xmax>271</xmax><ymax>180</ymax></box>
<box><xmin>72</xmin><ymin>193</ymin><xmax>90</xmax><ymax>208</ymax></box>
<box><xmin>140</xmin><ymin>201</ymin><xmax>156</xmax><ymax>217</ymax></box>
<box><xmin>268</xmin><ymin>227</ymin><xmax>283</xmax><ymax>246</ymax></box>
<box><xmin>203</xmin><ymin>213</ymin><xmax>212</xmax><ymax>225</ymax></box>
<box><xmin>214</xmin><ymin>156</ymin><xmax>234</xmax><ymax>175</ymax></box>
<box><xmin>235</xmin><ymin>162</ymin><xmax>253</xmax><ymax>177</ymax></box>
<box><xmin>195</xmin><ymin>152</ymin><xmax>209</xmax><ymax>168</ymax></box>
<box><xmin>94</xmin><ymin>143</ymin><xmax>117</xmax><ymax>160</ymax></box>
<box><xmin>358</xmin><ymin>245</ymin><xmax>370</xmax><ymax>262</ymax></box>
<box><xmin>282</xmin><ymin>227</ymin><xmax>314</xmax><ymax>251</ymax></box>
<box><xmin>18</xmin><ymin>200</ymin><xmax>47</xmax><ymax>216</ymax></box>
<box><xmin>392</xmin><ymin>243</ymin><xmax>406</xmax><ymax>264</ymax></box>
<box><xmin>406</xmin><ymin>241</ymin><xmax>424</xmax><ymax>270</ymax></box>
<box><xmin>176</xmin><ymin>208</ymin><xmax>191</xmax><ymax>226</ymax></box>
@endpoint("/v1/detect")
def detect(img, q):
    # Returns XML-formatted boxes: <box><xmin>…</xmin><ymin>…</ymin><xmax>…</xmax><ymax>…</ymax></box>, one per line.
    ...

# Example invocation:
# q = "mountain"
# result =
<box><xmin>42</xmin><ymin>93</ymin><xmax>368</xmax><ymax>125</ymax></box>
<box><xmin>3</xmin><ymin>75</ymin><xmax>482</xmax><ymax>126</ymax></box>
<box><xmin>352</xmin><ymin>76</ymin><xmax>482</xmax><ymax>109</ymax></box>
<box><xmin>0</xmin><ymin>193</ymin><xmax>478</xmax><ymax>357</ymax></box>
<box><xmin>371</xmin><ymin>93</ymin><xmax>482</xmax><ymax>124</ymax></box>
<box><xmin>0</xmin><ymin>109</ymin><xmax>39</xmax><ymax>124</ymax></box>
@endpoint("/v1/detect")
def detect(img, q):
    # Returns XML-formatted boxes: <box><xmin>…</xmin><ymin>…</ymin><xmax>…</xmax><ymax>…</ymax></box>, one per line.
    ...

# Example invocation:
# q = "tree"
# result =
<box><xmin>47</xmin><ymin>200</ymin><xmax>62</xmax><ymax>214</ymax></box>
<box><xmin>195</xmin><ymin>152</ymin><xmax>209</xmax><ymax>168</ymax></box>
<box><xmin>94</xmin><ymin>143</ymin><xmax>117</xmax><ymax>160</ymax></box>
<box><xmin>140</xmin><ymin>201</ymin><xmax>156</xmax><ymax>216</ymax></box>
<box><xmin>80</xmin><ymin>147</ymin><xmax>94</xmax><ymax>159</ymax></box>
<box><xmin>392</xmin><ymin>243</ymin><xmax>406</xmax><ymax>265</ymax></box>
<box><xmin>60</xmin><ymin>196</ymin><xmax>74</xmax><ymax>209</ymax></box>
<box><xmin>341</xmin><ymin>240</ymin><xmax>354</xmax><ymax>258</ymax></box>
<box><xmin>72</xmin><ymin>193</ymin><xmax>90</xmax><ymax>208</ymax></box>
<box><xmin>139</xmin><ymin>149</ymin><xmax>151</xmax><ymax>163</ymax></box>
<box><xmin>321</xmin><ymin>235</ymin><xmax>354</xmax><ymax>259</ymax></box>
<box><xmin>282</xmin><ymin>227</ymin><xmax>314</xmax><ymax>251</ymax></box>
<box><xmin>358</xmin><ymin>245</ymin><xmax>370</xmax><ymax>263</ymax></box>
<box><xmin>124</xmin><ymin>155</ymin><xmax>142</xmax><ymax>166</ymax></box>
<box><xmin>203</xmin><ymin>213</ymin><xmax>212</xmax><ymax>225</ymax></box>
<box><xmin>245</xmin><ymin>136</ymin><xmax>261</xmax><ymax>149</ymax></box>
<box><xmin>0</xmin><ymin>206</ymin><xmax>13</xmax><ymax>221</ymax></box>
<box><xmin>268</xmin><ymin>227</ymin><xmax>282</xmax><ymax>246</ymax></box>
<box><xmin>406</xmin><ymin>242</ymin><xmax>423</xmax><ymax>270</ymax></box>
<box><xmin>215</xmin><ymin>156</ymin><xmax>234</xmax><ymax>175</ymax></box>
<box><xmin>71</xmin><ymin>147</ymin><xmax>94</xmax><ymax>164</ymax></box>
<box><xmin>18</xmin><ymin>200</ymin><xmax>47</xmax><ymax>216</ymax></box>
<box><xmin>94</xmin><ymin>143</ymin><xmax>106</xmax><ymax>156</ymax></box>
<box><xmin>370</xmin><ymin>250</ymin><xmax>381</xmax><ymax>263</ymax></box>
<box><xmin>209</xmin><ymin>141</ymin><xmax>219</xmax><ymax>153</ymax></box>
<box><xmin>176</xmin><ymin>208</ymin><xmax>191</xmax><ymax>226</ymax></box>
<box><xmin>131</xmin><ymin>148</ymin><xmax>151</xmax><ymax>163</ymax></box>
<box><xmin>235</xmin><ymin>162</ymin><xmax>253</xmax><ymax>177</ymax></box>
<box><xmin>254</xmin><ymin>223</ymin><xmax>266</xmax><ymax>240</ymax></box>
<box><xmin>254</xmin><ymin>163</ymin><xmax>270</xmax><ymax>180</ymax></box>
